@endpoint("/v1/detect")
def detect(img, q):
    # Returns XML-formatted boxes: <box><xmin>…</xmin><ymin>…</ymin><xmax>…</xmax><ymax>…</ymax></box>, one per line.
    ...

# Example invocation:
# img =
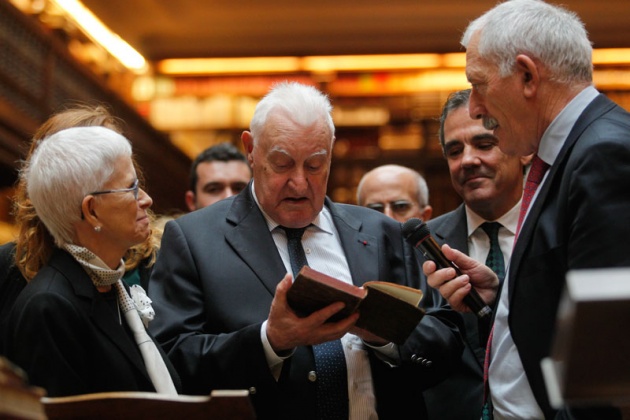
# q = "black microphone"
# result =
<box><xmin>402</xmin><ymin>218</ymin><xmax>492</xmax><ymax>319</ymax></box>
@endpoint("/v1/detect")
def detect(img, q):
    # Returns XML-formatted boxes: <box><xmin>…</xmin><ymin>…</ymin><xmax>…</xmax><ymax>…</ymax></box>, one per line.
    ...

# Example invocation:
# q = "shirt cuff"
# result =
<box><xmin>261</xmin><ymin>320</ymin><xmax>295</xmax><ymax>380</ymax></box>
<box><xmin>363</xmin><ymin>340</ymin><xmax>400</xmax><ymax>366</ymax></box>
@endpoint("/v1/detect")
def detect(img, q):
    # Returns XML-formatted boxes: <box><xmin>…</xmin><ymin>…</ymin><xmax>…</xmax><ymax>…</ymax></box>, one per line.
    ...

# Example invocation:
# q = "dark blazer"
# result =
<box><xmin>2</xmin><ymin>248</ymin><xmax>181</xmax><ymax>397</ymax></box>
<box><xmin>507</xmin><ymin>94</ymin><xmax>630</xmax><ymax>419</ymax></box>
<box><xmin>420</xmin><ymin>205</ymin><xmax>485</xmax><ymax>420</ymax></box>
<box><xmin>149</xmin><ymin>185</ymin><xmax>464</xmax><ymax>420</ymax></box>
<box><xmin>0</xmin><ymin>242</ymin><xmax>27</xmax><ymax>353</ymax></box>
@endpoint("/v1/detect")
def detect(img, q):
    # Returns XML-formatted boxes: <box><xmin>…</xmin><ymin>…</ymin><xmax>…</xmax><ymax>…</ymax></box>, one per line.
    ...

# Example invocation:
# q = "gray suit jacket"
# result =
<box><xmin>149</xmin><ymin>184</ymin><xmax>464</xmax><ymax>420</ymax></box>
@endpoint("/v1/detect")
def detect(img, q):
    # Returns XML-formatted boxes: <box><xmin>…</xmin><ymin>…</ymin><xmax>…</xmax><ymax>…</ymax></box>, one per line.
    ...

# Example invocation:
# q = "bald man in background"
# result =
<box><xmin>356</xmin><ymin>164</ymin><xmax>433</xmax><ymax>223</ymax></box>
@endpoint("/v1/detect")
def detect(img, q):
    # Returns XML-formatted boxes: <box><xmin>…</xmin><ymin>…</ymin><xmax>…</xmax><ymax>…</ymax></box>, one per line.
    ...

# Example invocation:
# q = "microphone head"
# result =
<box><xmin>402</xmin><ymin>218</ymin><xmax>431</xmax><ymax>245</ymax></box>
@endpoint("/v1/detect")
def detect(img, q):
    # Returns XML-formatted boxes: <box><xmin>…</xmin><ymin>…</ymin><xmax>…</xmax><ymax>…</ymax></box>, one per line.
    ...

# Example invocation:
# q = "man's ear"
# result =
<box><xmin>421</xmin><ymin>205</ymin><xmax>433</xmax><ymax>222</ymax></box>
<box><xmin>241</xmin><ymin>131</ymin><xmax>255</xmax><ymax>166</ymax></box>
<box><xmin>241</xmin><ymin>131</ymin><xmax>254</xmax><ymax>153</ymax></box>
<box><xmin>521</xmin><ymin>153</ymin><xmax>534</xmax><ymax>167</ymax></box>
<box><xmin>184</xmin><ymin>190</ymin><xmax>197</xmax><ymax>212</ymax></box>
<box><xmin>515</xmin><ymin>54</ymin><xmax>539</xmax><ymax>99</ymax></box>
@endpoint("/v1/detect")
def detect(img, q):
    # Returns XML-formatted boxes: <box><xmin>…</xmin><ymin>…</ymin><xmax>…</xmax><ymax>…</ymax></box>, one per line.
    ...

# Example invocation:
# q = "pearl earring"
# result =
<box><xmin>94</xmin><ymin>226</ymin><xmax>102</xmax><ymax>233</ymax></box>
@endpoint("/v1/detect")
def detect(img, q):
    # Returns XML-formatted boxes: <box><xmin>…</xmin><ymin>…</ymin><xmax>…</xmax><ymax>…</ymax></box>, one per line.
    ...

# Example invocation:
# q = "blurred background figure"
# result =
<box><xmin>356</xmin><ymin>164</ymin><xmax>433</xmax><ymax>223</ymax></box>
<box><xmin>3</xmin><ymin>126</ymin><xmax>179</xmax><ymax>396</ymax></box>
<box><xmin>184</xmin><ymin>142</ymin><xmax>252</xmax><ymax>211</ymax></box>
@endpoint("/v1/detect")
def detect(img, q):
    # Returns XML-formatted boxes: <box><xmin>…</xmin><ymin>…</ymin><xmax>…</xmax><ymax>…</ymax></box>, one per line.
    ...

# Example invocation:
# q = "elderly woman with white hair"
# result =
<box><xmin>3</xmin><ymin>126</ymin><xmax>180</xmax><ymax>397</ymax></box>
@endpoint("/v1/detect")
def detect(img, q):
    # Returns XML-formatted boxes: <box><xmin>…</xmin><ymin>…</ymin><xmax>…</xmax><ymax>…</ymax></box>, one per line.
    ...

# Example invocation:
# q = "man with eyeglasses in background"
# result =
<box><xmin>356</xmin><ymin>164</ymin><xmax>433</xmax><ymax>223</ymax></box>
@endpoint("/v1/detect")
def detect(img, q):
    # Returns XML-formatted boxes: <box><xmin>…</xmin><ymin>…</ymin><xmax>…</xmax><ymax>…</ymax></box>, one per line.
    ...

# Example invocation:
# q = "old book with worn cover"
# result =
<box><xmin>286</xmin><ymin>266</ymin><xmax>425</xmax><ymax>344</ymax></box>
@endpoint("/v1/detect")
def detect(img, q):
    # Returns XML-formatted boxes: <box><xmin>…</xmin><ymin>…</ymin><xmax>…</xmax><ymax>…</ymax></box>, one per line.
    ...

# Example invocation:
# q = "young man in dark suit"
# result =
<box><xmin>421</xmin><ymin>89</ymin><xmax>528</xmax><ymax>420</ymax></box>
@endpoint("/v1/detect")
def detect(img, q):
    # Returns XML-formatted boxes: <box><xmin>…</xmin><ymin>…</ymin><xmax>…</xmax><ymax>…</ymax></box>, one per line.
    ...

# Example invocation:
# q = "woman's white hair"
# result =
<box><xmin>249</xmin><ymin>81</ymin><xmax>335</xmax><ymax>144</ymax></box>
<box><xmin>461</xmin><ymin>0</ymin><xmax>593</xmax><ymax>84</ymax></box>
<box><xmin>24</xmin><ymin>126</ymin><xmax>132</xmax><ymax>247</ymax></box>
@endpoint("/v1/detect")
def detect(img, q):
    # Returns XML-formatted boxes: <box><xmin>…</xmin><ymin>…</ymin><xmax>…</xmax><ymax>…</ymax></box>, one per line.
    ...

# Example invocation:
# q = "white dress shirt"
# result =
<box><xmin>465</xmin><ymin>203</ymin><xmax>520</xmax><ymax>268</ymax></box>
<box><xmin>252</xmin><ymin>182</ymin><xmax>384</xmax><ymax>420</ymax></box>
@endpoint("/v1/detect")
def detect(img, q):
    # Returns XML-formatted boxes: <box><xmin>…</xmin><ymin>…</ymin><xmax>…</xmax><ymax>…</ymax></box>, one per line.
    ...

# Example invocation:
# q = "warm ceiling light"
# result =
<box><xmin>441</xmin><ymin>53</ymin><xmax>466</xmax><ymax>68</ymax></box>
<box><xmin>157</xmin><ymin>54</ymin><xmax>447</xmax><ymax>76</ymax></box>
<box><xmin>301</xmin><ymin>54</ymin><xmax>442</xmax><ymax>73</ymax></box>
<box><xmin>592</xmin><ymin>49</ymin><xmax>630</xmax><ymax>65</ymax></box>
<box><xmin>156</xmin><ymin>48</ymin><xmax>630</xmax><ymax>77</ymax></box>
<box><xmin>52</xmin><ymin>0</ymin><xmax>147</xmax><ymax>72</ymax></box>
<box><xmin>158</xmin><ymin>57</ymin><xmax>302</xmax><ymax>75</ymax></box>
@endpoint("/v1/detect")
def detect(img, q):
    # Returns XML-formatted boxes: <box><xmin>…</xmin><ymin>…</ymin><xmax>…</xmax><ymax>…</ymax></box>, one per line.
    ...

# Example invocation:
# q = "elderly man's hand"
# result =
<box><xmin>266</xmin><ymin>273</ymin><xmax>359</xmax><ymax>352</ymax></box>
<box><xmin>423</xmin><ymin>244</ymin><xmax>499</xmax><ymax>313</ymax></box>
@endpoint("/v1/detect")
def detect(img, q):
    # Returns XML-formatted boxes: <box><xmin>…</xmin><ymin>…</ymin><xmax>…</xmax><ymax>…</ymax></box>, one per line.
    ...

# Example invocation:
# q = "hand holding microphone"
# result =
<box><xmin>402</xmin><ymin>218</ymin><xmax>493</xmax><ymax>319</ymax></box>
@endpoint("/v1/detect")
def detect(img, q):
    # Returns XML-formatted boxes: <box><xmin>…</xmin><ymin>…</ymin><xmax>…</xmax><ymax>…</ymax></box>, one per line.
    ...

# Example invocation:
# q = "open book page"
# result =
<box><xmin>364</xmin><ymin>281</ymin><xmax>423</xmax><ymax>306</ymax></box>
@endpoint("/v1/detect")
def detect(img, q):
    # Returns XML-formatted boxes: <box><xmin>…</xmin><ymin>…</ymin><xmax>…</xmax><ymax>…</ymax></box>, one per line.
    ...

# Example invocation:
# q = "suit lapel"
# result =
<box><xmin>326</xmin><ymin>199</ymin><xmax>379</xmax><ymax>287</ymax></box>
<box><xmin>509</xmin><ymin>94</ymin><xmax>616</xmax><ymax>297</ymax></box>
<box><xmin>225</xmin><ymin>185</ymin><xmax>290</xmax><ymax>296</ymax></box>
<box><xmin>224</xmin><ymin>189</ymin><xmax>380</xmax><ymax>293</ymax></box>
<box><xmin>90</xmin><ymin>287</ymin><xmax>150</xmax><ymax>381</ymax></box>
<box><xmin>431</xmin><ymin>204</ymin><xmax>469</xmax><ymax>253</ymax></box>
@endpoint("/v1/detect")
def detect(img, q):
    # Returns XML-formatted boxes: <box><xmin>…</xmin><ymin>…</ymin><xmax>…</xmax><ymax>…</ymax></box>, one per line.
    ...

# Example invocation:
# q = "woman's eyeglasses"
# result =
<box><xmin>88</xmin><ymin>179</ymin><xmax>139</xmax><ymax>200</ymax></box>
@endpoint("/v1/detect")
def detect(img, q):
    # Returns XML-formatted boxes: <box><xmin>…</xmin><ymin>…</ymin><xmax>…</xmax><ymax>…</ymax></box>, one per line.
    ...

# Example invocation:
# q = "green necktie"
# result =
<box><xmin>481</xmin><ymin>222</ymin><xmax>505</xmax><ymax>282</ymax></box>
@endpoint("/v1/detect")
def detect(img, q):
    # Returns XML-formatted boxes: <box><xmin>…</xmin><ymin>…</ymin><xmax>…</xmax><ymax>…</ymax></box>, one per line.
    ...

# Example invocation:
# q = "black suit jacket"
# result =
<box><xmin>506</xmin><ymin>94</ymin><xmax>630</xmax><ymax>419</ymax></box>
<box><xmin>420</xmin><ymin>205</ymin><xmax>485</xmax><ymax>420</ymax></box>
<box><xmin>0</xmin><ymin>242</ymin><xmax>27</xmax><ymax>353</ymax></box>
<box><xmin>149</xmin><ymin>185</ymin><xmax>464</xmax><ymax>420</ymax></box>
<box><xmin>2</xmin><ymin>248</ymin><xmax>181</xmax><ymax>397</ymax></box>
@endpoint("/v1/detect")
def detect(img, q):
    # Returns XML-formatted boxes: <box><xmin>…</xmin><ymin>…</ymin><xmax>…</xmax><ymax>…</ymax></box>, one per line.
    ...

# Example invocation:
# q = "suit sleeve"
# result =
<box><xmin>398</xmin><ymin>236</ymin><xmax>465</xmax><ymax>387</ymax></box>
<box><xmin>368</xmin><ymin>219</ymin><xmax>464</xmax><ymax>394</ymax></box>
<box><xmin>148</xmin><ymin>220</ymin><xmax>278</xmax><ymax>397</ymax></box>
<box><xmin>566</xmin><ymin>129</ymin><xmax>630</xmax><ymax>268</ymax></box>
<box><xmin>6</xmin><ymin>292</ymin><xmax>90</xmax><ymax>396</ymax></box>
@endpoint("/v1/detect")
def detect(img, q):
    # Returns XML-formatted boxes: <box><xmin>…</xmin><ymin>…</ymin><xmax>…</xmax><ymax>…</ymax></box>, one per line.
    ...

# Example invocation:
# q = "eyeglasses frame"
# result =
<box><xmin>366</xmin><ymin>199</ymin><xmax>418</xmax><ymax>215</ymax></box>
<box><xmin>88</xmin><ymin>179</ymin><xmax>140</xmax><ymax>200</ymax></box>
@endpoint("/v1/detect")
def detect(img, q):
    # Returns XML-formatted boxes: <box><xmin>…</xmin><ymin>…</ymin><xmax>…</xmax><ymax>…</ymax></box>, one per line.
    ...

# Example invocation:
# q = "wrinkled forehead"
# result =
<box><xmin>259</xmin><ymin>115</ymin><xmax>333</xmax><ymax>153</ymax></box>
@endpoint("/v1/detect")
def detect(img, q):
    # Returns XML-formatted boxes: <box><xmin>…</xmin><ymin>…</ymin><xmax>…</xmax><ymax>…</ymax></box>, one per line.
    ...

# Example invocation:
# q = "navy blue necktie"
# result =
<box><xmin>281</xmin><ymin>226</ymin><xmax>349</xmax><ymax>419</ymax></box>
